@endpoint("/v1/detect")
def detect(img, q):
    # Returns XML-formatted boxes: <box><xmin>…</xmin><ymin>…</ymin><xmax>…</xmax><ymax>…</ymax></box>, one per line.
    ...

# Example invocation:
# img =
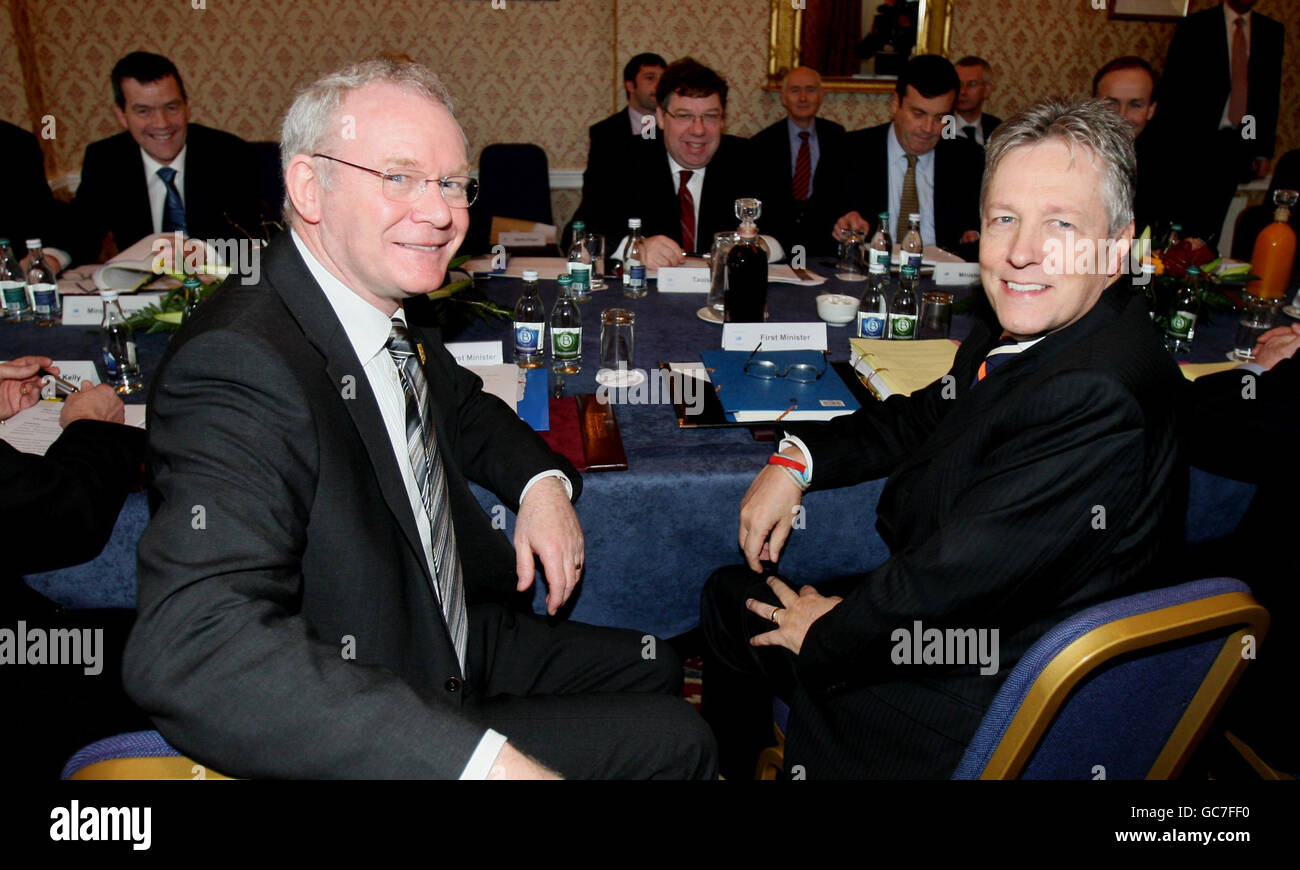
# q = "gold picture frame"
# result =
<box><xmin>767</xmin><ymin>0</ymin><xmax>954</xmax><ymax>93</ymax></box>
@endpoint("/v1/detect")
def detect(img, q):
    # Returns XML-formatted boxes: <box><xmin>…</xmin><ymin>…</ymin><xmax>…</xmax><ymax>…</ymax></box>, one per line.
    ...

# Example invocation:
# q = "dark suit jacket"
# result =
<box><xmin>69</xmin><ymin>123</ymin><xmax>262</xmax><ymax>265</ymax></box>
<box><xmin>783</xmin><ymin>284</ymin><xmax>1185</xmax><ymax>777</ymax></box>
<box><xmin>839</xmin><ymin>123</ymin><xmax>984</xmax><ymax>255</ymax></box>
<box><xmin>0</xmin><ymin>119</ymin><xmax>66</xmax><ymax>259</ymax></box>
<box><xmin>122</xmin><ymin>237</ymin><xmax>581</xmax><ymax>778</ymax></box>
<box><xmin>1184</xmin><ymin>356</ymin><xmax>1298</xmax><ymax>483</ymax></box>
<box><xmin>955</xmin><ymin>112</ymin><xmax>1002</xmax><ymax>146</ymax></box>
<box><xmin>749</xmin><ymin>117</ymin><xmax>847</xmax><ymax>257</ymax></box>
<box><xmin>575</xmin><ymin>135</ymin><xmax>760</xmax><ymax>255</ymax></box>
<box><xmin>1160</xmin><ymin>5</ymin><xmax>1284</xmax><ymax>158</ymax></box>
<box><xmin>2</xmin><ymin>420</ymin><xmax>145</xmax><ymax>613</ymax></box>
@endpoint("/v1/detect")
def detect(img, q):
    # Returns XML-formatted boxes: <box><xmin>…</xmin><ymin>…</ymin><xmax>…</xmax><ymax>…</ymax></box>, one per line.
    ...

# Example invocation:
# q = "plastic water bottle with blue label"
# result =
<box><xmin>857</xmin><ymin>261</ymin><xmax>889</xmax><ymax>339</ymax></box>
<box><xmin>0</xmin><ymin>238</ymin><xmax>30</xmax><ymax>321</ymax></box>
<box><xmin>512</xmin><ymin>268</ymin><xmax>545</xmax><ymax>368</ymax></box>
<box><xmin>99</xmin><ymin>290</ymin><xmax>143</xmax><ymax>394</ymax></box>
<box><xmin>623</xmin><ymin>218</ymin><xmax>648</xmax><ymax>299</ymax></box>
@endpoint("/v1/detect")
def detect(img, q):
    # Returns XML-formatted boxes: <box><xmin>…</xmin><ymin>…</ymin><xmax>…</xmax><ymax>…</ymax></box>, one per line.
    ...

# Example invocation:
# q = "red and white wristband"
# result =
<box><xmin>768</xmin><ymin>453</ymin><xmax>811</xmax><ymax>491</ymax></box>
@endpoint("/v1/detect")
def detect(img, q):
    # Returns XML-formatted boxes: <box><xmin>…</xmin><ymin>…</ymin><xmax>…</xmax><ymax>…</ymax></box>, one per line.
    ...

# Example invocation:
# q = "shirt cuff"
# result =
<box><xmin>610</xmin><ymin>236</ymin><xmax>631</xmax><ymax>260</ymax></box>
<box><xmin>459</xmin><ymin>728</ymin><xmax>509</xmax><ymax>779</ymax></box>
<box><xmin>519</xmin><ymin>469</ymin><xmax>573</xmax><ymax>505</ymax></box>
<box><xmin>1236</xmin><ymin>362</ymin><xmax>1267</xmax><ymax>377</ymax></box>
<box><xmin>777</xmin><ymin>435</ymin><xmax>813</xmax><ymax>485</ymax></box>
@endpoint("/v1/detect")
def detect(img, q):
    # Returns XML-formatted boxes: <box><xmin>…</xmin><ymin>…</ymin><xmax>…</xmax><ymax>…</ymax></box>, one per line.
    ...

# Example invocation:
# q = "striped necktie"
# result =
<box><xmin>678</xmin><ymin>170</ymin><xmax>696</xmax><ymax>254</ymax></box>
<box><xmin>1229</xmin><ymin>17</ymin><xmax>1249</xmax><ymax>126</ymax></box>
<box><xmin>792</xmin><ymin>131</ymin><xmax>812</xmax><ymax>201</ymax></box>
<box><xmin>386</xmin><ymin>318</ymin><xmax>468</xmax><ymax>671</ymax></box>
<box><xmin>157</xmin><ymin>166</ymin><xmax>186</xmax><ymax>233</ymax></box>
<box><xmin>973</xmin><ymin>337</ymin><xmax>1032</xmax><ymax>385</ymax></box>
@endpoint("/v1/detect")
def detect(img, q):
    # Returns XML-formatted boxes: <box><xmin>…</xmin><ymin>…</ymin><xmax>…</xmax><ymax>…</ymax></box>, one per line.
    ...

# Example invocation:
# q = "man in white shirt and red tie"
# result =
<box><xmin>750</xmin><ymin>67</ymin><xmax>847</xmax><ymax>258</ymax></box>
<box><xmin>573</xmin><ymin>57</ymin><xmax>759</xmax><ymax>268</ymax></box>
<box><xmin>1158</xmin><ymin>0</ymin><xmax>1284</xmax><ymax>239</ymax></box>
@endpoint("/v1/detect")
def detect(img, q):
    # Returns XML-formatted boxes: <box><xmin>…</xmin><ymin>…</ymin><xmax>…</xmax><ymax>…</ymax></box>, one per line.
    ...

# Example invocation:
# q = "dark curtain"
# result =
<box><xmin>801</xmin><ymin>0</ymin><xmax>863</xmax><ymax>78</ymax></box>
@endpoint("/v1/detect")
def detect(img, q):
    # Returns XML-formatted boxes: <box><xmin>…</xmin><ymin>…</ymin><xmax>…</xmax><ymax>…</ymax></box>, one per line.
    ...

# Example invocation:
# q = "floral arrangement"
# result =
<box><xmin>1139</xmin><ymin>228</ymin><xmax>1255</xmax><ymax>328</ymax></box>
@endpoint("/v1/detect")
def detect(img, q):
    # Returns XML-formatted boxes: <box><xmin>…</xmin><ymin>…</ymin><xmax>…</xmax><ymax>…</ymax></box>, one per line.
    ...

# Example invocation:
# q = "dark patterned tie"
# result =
<box><xmin>792</xmin><ymin>131</ymin><xmax>811</xmax><ymax>201</ymax></box>
<box><xmin>899</xmin><ymin>154</ymin><xmax>920</xmax><ymax>231</ymax></box>
<box><xmin>678</xmin><ymin>169</ymin><xmax>696</xmax><ymax>254</ymax></box>
<box><xmin>157</xmin><ymin>166</ymin><xmax>186</xmax><ymax>233</ymax></box>
<box><xmin>387</xmin><ymin>318</ymin><xmax>468</xmax><ymax>670</ymax></box>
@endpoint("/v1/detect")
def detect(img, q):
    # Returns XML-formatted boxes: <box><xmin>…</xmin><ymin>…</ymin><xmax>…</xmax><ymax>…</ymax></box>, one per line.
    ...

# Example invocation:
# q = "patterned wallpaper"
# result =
<box><xmin>2</xmin><ymin>0</ymin><xmax>1296</xmax><ymax>226</ymax></box>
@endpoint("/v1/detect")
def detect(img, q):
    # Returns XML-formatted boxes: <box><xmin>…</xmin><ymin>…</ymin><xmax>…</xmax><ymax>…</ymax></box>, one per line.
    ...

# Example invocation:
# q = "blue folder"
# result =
<box><xmin>699</xmin><ymin>349</ymin><xmax>861</xmax><ymax>422</ymax></box>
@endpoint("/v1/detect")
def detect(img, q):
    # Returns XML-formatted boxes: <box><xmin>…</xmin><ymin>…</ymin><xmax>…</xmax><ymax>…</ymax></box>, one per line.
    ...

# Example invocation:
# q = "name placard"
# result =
<box><xmin>61</xmin><ymin>292</ymin><xmax>167</xmax><ymax>326</ymax></box>
<box><xmin>933</xmin><ymin>262</ymin><xmax>981</xmax><ymax>286</ymax></box>
<box><xmin>445</xmin><ymin>341</ymin><xmax>505</xmax><ymax>367</ymax></box>
<box><xmin>656</xmin><ymin>266</ymin><xmax>711</xmax><ymax>293</ymax></box>
<box><xmin>721</xmin><ymin>322</ymin><xmax>827</xmax><ymax>351</ymax></box>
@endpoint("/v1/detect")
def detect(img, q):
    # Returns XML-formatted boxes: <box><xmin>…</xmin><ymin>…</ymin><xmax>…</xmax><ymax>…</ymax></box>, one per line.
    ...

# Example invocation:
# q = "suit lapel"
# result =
<box><xmin>121</xmin><ymin>138</ymin><xmax>153</xmax><ymax>244</ymax></box>
<box><xmin>267</xmin><ymin>240</ymin><xmax>434</xmax><ymax>586</ymax></box>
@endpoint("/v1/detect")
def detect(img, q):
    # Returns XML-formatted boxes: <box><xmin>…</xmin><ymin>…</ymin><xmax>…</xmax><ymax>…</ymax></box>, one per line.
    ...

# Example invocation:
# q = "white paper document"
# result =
<box><xmin>467</xmin><ymin>364</ymin><xmax>520</xmax><ymax>411</ymax></box>
<box><xmin>0</xmin><ymin>398</ymin><xmax>146</xmax><ymax>455</ymax></box>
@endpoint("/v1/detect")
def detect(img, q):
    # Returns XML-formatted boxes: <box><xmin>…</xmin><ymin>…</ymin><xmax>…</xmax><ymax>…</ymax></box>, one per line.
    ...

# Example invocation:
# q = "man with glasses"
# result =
<box><xmin>124</xmin><ymin>59</ymin><xmax>716</xmax><ymax>780</ymax></box>
<box><xmin>576</xmin><ymin>57</ymin><xmax>759</xmax><ymax>268</ymax></box>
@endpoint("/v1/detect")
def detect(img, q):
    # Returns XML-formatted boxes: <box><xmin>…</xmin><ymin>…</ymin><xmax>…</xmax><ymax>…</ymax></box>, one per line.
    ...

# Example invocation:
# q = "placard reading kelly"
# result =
<box><xmin>721</xmin><ymin>322</ymin><xmax>827</xmax><ymax>351</ymax></box>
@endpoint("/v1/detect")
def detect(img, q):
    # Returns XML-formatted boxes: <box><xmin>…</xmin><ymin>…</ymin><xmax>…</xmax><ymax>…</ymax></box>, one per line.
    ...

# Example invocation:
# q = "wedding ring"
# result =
<box><xmin>770</xmin><ymin>606</ymin><xmax>780</xmax><ymax>624</ymax></box>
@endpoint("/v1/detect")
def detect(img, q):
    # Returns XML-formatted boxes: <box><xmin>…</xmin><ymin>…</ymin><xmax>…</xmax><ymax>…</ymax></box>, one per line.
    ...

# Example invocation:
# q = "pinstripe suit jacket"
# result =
<box><xmin>783</xmin><ymin>283</ymin><xmax>1186</xmax><ymax>777</ymax></box>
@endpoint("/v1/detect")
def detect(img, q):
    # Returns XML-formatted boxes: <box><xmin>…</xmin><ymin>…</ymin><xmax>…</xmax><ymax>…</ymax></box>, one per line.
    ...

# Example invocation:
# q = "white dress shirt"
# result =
<box><xmin>886</xmin><ymin>124</ymin><xmax>937</xmax><ymax>247</ymax></box>
<box><xmin>956</xmin><ymin>114</ymin><xmax>987</xmax><ymax>146</ymax></box>
<box><xmin>291</xmin><ymin>229</ymin><xmax>509</xmax><ymax>779</ymax></box>
<box><xmin>1219</xmin><ymin>5</ymin><xmax>1252</xmax><ymax>130</ymax></box>
<box><xmin>627</xmin><ymin>105</ymin><xmax>654</xmax><ymax>137</ymax></box>
<box><xmin>141</xmin><ymin>145</ymin><xmax>187</xmax><ymax>234</ymax></box>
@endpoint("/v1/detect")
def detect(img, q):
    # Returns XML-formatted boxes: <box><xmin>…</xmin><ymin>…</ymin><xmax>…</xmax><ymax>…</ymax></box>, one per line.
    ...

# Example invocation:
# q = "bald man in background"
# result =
<box><xmin>750</xmin><ymin>67</ymin><xmax>846</xmax><ymax>258</ymax></box>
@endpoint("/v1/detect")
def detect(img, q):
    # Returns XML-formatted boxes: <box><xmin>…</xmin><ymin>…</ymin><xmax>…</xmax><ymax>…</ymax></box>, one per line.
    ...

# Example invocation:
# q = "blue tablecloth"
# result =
<box><xmin>11</xmin><ymin>268</ymin><xmax>1260</xmax><ymax>636</ymax></box>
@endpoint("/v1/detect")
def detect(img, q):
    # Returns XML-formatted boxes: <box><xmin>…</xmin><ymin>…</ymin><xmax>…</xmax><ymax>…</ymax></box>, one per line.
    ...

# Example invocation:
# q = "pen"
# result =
<box><xmin>41</xmin><ymin>369</ymin><xmax>82</xmax><ymax>395</ymax></box>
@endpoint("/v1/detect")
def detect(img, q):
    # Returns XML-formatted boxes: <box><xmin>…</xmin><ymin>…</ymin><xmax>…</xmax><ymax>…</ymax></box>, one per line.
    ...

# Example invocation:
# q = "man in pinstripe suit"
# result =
<box><xmin>701</xmin><ymin>98</ymin><xmax>1185</xmax><ymax>779</ymax></box>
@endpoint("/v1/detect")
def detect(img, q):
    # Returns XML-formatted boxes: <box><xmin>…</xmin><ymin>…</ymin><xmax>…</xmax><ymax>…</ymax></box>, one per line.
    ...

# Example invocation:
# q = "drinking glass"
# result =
<box><xmin>708</xmin><ymin>231</ymin><xmax>739</xmax><ymax>315</ymax></box>
<box><xmin>919</xmin><ymin>290</ymin><xmax>953</xmax><ymax>339</ymax></box>
<box><xmin>596</xmin><ymin>308</ymin><xmax>643</xmax><ymax>387</ymax></box>
<box><xmin>587</xmin><ymin>234</ymin><xmax>607</xmax><ymax>291</ymax></box>
<box><xmin>837</xmin><ymin>228</ymin><xmax>866</xmax><ymax>281</ymax></box>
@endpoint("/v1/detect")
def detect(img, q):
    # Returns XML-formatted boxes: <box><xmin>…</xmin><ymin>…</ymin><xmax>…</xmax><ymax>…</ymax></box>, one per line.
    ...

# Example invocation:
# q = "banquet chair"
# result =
<box><xmin>755</xmin><ymin>577</ymin><xmax>1268</xmax><ymax>780</ymax></box>
<box><xmin>62</xmin><ymin>730</ymin><xmax>232</xmax><ymax>780</ymax></box>
<box><xmin>465</xmin><ymin>142</ymin><xmax>554</xmax><ymax>256</ymax></box>
<box><xmin>952</xmin><ymin>576</ymin><xmax>1268</xmax><ymax>779</ymax></box>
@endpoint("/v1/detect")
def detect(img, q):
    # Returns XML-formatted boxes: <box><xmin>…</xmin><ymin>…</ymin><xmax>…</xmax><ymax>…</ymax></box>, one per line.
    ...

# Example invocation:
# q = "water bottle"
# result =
<box><xmin>0</xmin><ymin>238</ymin><xmax>30</xmax><ymax>322</ymax></box>
<box><xmin>889</xmin><ymin>261</ymin><xmax>919</xmax><ymax>340</ymax></box>
<box><xmin>26</xmin><ymin>238</ymin><xmax>59</xmax><ymax>326</ymax></box>
<box><xmin>99</xmin><ymin>290</ymin><xmax>143</xmax><ymax>394</ymax></box>
<box><xmin>623</xmin><ymin>218</ymin><xmax>648</xmax><ymax>299</ymax></box>
<box><xmin>513</xmin><ymin>268</ymin><xmax>546</xmax><ymax>368</ymax></box>
<box><xmin>868</xmin><ymin>212</ymin><xmax>892</xmax><ymax>269</ymax></box>
<box><xmin>181</xmin><ymin>276</ymin><xmax>202</xmax><ymax>323</ymax></box>
<box><xmin>550</xmin><ymin>273</ymin><xmax>582</xmax><ymax>375</ymax></box>
<box><xmin>900</xmin><ymin>214</ymin><xmax>923</xmax><ymax>261</ymax></box>
<box><xmin>857</xmin><ymin>261</ymin><xmax>889</xmax><ymax>339</ymax></box>
<box><xmin>1164</xmin><ymin>265</ymin><xmax>1200</xmax><ymax>353</ymax></box>
<box><xmin>567</xmin><ymin>220</ymin><xmax>592</xmax><ymax>302</ymax></box>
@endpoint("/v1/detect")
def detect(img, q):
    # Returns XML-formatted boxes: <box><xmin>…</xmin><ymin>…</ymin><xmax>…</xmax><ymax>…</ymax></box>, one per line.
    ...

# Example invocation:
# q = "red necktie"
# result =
<box><xmin>678</xmin><ymin>170</ymin><xmax>696</xmax><ymax>253</ymax></box>
<box><xmin>792</xmin><ymin>131</ymin><xmax>811</xmax><ymax>201</ymax></box>
<box><xmin>1229</xmin><ymin>17</ymin><xmax>1248</xmax><ymax>126</ymax></box>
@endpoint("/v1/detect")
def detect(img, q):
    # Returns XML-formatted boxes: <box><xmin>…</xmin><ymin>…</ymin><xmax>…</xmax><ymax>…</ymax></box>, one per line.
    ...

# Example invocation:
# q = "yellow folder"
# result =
<box><xmin>848</xmin><ymin>339</ymin><xmax>959</xmax><ymax>399</ymax></box>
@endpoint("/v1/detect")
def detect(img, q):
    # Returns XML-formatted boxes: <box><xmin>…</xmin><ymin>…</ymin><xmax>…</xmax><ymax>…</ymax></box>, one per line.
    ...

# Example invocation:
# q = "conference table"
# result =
<box><xmin>14</xmin><ymin>257</ymin><xmax>1266</xmax><ymax>638</ymax></box>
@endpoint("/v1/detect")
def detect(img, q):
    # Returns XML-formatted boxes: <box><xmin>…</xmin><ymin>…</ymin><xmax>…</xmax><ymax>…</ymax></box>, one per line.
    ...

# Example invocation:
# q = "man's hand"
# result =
<box><xmin>486</xmin><ymin>741</ymin><xmax>563</xmax><ymax>780</ymax></box>
<box><xmin>60</xmin><ymin>383</ymin><xmax>125</xmax><ymax>427</ymax></box>
<box><xmin>641</xmin><ymin>234</ymin><xmax>687</xmax><ymax>268</ymax></box>
<box><xmin>1254</xmin><ymin>322</ymin><xmax>1300</xmax><ymax>371</ymax></box>
<box><xmin>1253</xmin><ymin>157</ymin><xmax>1272</xmax><ymax>180</ymax></box>
<box><xmin>832</xmin><ymin>211</ymin><xmax>871</xmax><ymax>242</ymax></box>
<box><xmin>746</xmin><ymin>576</ymin><xmax>842</xmax><ymax>655</ymax></box>
<box><xmin>738</xmin><ymin>451</ymin><xmax>805</xmax><ymax>572</ymax></box>
<box><xmin>513</xmin><ymin>475</ymin><xmax>584</xmax><ymax>615</ymax></box>
<box><xmin>0</xmin><ymin>355</ymin><xmax>53</xmax><ymax>422</ymax></box>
